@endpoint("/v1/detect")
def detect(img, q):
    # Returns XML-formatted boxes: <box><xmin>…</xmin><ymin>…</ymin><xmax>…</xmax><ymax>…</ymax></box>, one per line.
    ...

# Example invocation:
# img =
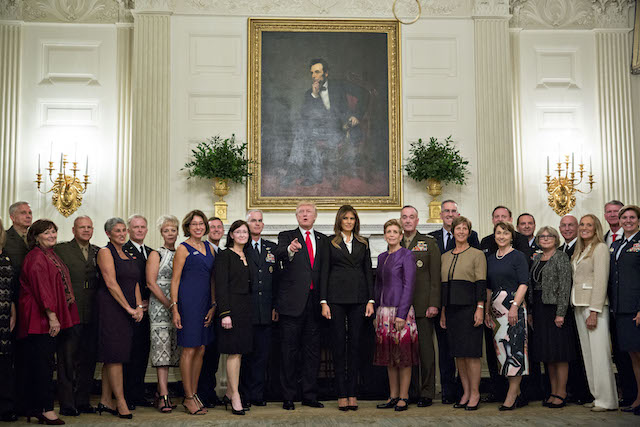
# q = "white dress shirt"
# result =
<box><xmin>252</xmin><ymin>238</ymin><xmax>261</xmax><ymax>254</ymax></box>
<box><xmin>131</xmin><ymin>241</ymin><xmax>147</xmax><ymax>259</ymax></box>
<box><xmin>288</xmin><ymin>227</ymin><xmax>316</xmax><ymax>260</ymax></box>
<box><xmin>311</xmin><ymin>80</ymin><xmax>330</xmax><ymax>110</ymax></box>
<box><xmin>341</xmin><ymin>232</ymin><xmax>353</xmax><ymax>254</ymax></box>
<box><xmin>606</xmin><ymin>228</ymin><xmax>624</xmax><ymax>248</ymax></box>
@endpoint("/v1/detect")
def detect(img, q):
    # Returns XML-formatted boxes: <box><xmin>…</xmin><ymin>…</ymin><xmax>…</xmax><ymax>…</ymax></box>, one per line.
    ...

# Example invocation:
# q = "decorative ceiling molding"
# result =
<box><xmin>510</xmin><ymin>0</ymin><xmax>634</xmax><ymax>29</ymax></box>
<box><xmin>0</xmin><ymin>0</ymin><xmax>135</xmax><ymax>22</ymax></box>
<box><xmin>473</xmin><ymin>0</ymin><xmax>511</xmax><ymax>18</ymax></box>
<box><xmin>0</xmin><ymin>0</ymin><xmax>23</xmax><ymax>20</ymax></box>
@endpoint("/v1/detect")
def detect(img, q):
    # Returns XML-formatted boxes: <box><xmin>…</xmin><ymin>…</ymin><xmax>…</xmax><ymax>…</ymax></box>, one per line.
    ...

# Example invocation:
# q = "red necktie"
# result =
<box><xmin>305</xmin><ymin>231</ymin><xmax>315</xmax><ymax>289</ymax></box>
<box><xmin>612</xmin><ymin>233</ymin><xmax>618</xmax><ymax>242</ymax></box>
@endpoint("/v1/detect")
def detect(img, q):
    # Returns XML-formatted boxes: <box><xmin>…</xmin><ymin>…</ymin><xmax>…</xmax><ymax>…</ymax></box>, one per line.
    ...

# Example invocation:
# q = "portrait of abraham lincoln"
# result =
<box><xmin>248</xmin><ymin>19</ymin><xmax>401</xmax><ymax>209</ymax></box>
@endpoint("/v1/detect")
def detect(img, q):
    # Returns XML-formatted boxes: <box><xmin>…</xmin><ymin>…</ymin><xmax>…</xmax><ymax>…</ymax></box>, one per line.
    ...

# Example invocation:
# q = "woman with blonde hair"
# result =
<box><xmin>321</xmin><ymin>205</ymin><xmax>374</xmax><ymax>411</ymax></box>
<box><xmin>571</xmin><ymin>214</ymin><xmax>617</xmax><ymax>411</ymax></box>
<box><xmin>146</xmin><ymin>215</ymin><xmax>181</xmax><ymax>412</ymax></box>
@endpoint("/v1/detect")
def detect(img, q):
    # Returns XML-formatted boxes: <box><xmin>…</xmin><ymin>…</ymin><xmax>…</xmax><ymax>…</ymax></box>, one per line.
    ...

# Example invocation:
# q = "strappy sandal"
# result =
<box><xmin>193</xmin><ymin>393</ymin><xmax>208</xmax><ymax>413</ymax></box>
<box><xmin>182</xmin><ymin>396</ymin><xmax>206</xmax><ymax>415</ymax></box>
<box><xmin>158</xmin><ymin>395</ymin><xmax>173</xmax><ymax>413</ymax></box>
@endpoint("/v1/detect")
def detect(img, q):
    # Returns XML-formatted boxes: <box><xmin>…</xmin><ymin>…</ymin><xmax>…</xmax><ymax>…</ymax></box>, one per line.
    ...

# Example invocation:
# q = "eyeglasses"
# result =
<box><xmin>538</xmin><ymin>235</ymin><xmax>555</xmax><ymax>240</ymax></box>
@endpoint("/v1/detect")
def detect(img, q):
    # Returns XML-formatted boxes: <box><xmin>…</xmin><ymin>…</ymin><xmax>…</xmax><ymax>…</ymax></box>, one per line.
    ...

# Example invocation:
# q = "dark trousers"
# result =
<box><xmin>279</xmin><ymin>292</ymin><xmax>321</xmax><ymax>401</ymax></box>
<box><xmin>198</xmin><ymin>334</ymin><xmax>220</xmax><ymax>404</ymax></box>
<box><xmin>328</xmin><ymin>303</ymin><xmax>365</xmax><ymax>398</ymax></box>
<box><xmin>0</xmin><ymin>355</ymin><xmax>14</xmax><ymax>413</ymax></box>
<box><xmin>413</xmin><ymin>316</ymin><xmax>436</xmax><ymax>399</ymax></box>
<box><xmin>124</xmin><ymin>315</ymin><xmax>150</xmax><ymax>403</ymax></box>
<box><xmin>57</xmin><ymin>323</ymin><xmax>97</xmax><ymax>408</ymax></box>
<box><xmin>484</xmin><ymin>324</ymin><xmax>507</xmax><ymax>398</ymax></box>
<box><xmin>23</xmin><ymin>334</ymin><xmax>56</xmax><ymax>414</ymax></box>
<box><xmin>434</xmin><ymin>319</ymin><xmax>457</xmax><ymax>400</ymax></box>
<box><xmin>240</xmin><ymin>324</ymin><xmax>272</xmax><ymax>402</ymax></box>
<box><xmin>611</xmin><ymin>313</ymin><xmax>638</xmax><ymax>403</ymax></box>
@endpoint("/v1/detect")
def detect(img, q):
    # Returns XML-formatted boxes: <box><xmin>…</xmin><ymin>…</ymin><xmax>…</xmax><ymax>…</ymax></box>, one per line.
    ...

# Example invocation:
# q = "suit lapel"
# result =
<box><xmin>295</xmin><ymin>229</ymin><xmax>311</xmax><ymax>268</ymax></box>
<box><xmin>339</xmin><ymin>239</ymin><xmax>356</xmax><ymax>266</ymax></box>
<box><xmin>248</xmin><ymin>239</ymin><xmax>261</xmax><ymax>268</ymax></box>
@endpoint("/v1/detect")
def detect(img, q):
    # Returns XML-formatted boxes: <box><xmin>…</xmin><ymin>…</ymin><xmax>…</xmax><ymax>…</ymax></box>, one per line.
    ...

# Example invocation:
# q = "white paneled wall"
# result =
<box><xmin>18</xmin><ymin>23</ymin><xmax>118</xmax><ymax>243</ymax></box>
<box><xmin>516</xmin><ymin>30</ymin><xmax>602</xmax><ymax>227</ymax></box>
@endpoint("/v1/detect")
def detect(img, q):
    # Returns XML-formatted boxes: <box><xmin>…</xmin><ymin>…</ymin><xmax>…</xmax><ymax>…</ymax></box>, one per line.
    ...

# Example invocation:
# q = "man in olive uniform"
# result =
<box><xmin>54</xmin><ymin>216</ymin><xmax>100</xmax><ymax>415</ymax></box>
<box><xmin>400</xmin><ymin>206</ymin><xmax>441</xmax><ymax>407</ymax></box>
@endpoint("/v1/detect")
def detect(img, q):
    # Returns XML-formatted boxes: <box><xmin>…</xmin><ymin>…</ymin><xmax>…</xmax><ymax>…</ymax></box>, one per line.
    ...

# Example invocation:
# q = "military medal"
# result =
<box><xmin>416</xmin><ymin>260</ymin><xmax>423</xmax><ymax>267</ymax></box>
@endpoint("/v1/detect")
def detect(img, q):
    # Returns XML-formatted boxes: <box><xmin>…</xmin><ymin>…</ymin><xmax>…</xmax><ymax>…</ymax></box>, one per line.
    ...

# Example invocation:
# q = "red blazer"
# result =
<box><xmin>18</xmin><ymin>247</ymin><xmax>79</xmax><ymax>338</ymax></box>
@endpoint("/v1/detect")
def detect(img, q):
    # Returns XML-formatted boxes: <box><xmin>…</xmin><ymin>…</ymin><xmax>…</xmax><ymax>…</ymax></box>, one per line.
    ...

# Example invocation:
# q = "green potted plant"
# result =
<box><xmin>404</xmin><ymin>135</ymin><xmax>469</xmax><ymax>222</ymax></box>
<box><xmin>183</xmin><ymin>134</ymin><xmax>253</xmax><ymax>221</ymax></box>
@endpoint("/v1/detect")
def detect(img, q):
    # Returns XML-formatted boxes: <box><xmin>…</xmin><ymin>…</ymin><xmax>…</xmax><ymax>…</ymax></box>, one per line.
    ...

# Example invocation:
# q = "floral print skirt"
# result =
<box><xmin>373</xmin><ymin>306</ymin><xmax>419</xmax><ymax>368</ymax></box>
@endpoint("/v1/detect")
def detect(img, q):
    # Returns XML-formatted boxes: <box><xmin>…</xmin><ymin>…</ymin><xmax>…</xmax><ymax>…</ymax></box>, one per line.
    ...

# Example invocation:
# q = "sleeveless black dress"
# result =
<box><xmin>97</xmin><ymin>242</ymin><xmax>139</xmax><ymax>363</ymax></box>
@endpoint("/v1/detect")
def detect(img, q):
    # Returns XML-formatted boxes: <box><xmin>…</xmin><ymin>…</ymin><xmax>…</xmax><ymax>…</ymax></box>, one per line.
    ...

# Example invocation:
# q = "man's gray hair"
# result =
<box><xmin>9</xmin><ymin>201</ymin><xmax>29</xmax><ymax>216</ymax></box>
<box><xmin>156</xmin><ymin>214</ymin><xmax>179</xmax><ymax>231</ymax></box>
<box><xmin>105</xmin><ymin>217</ymin><xmax>126</xmax><ymax>233</ymax></box>
<box><xmin>127</xmin><ymin>214</ymin><xmax>148</xmax><ymax>228</ymax></box>
<box><xmin>73</xmin><ymin>215</ymin><xmax>92</xmax><ymax>227</ymax></box>
<box><xmin>246</xmin><ymin>209</ymin><xmax>264</xmax><ymax>221</ymax></box>
<box><xmin>441</xmin><ymin>200</ymin><xmax>458</xmax><ymax>209</ymax></box>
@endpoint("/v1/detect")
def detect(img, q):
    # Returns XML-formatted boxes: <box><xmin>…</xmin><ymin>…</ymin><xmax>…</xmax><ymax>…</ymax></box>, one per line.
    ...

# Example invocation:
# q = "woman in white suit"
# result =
<box><xmin>571</xmin><ymin>214</ymin><xmax>618</xmax><ymax>411</ymax></box>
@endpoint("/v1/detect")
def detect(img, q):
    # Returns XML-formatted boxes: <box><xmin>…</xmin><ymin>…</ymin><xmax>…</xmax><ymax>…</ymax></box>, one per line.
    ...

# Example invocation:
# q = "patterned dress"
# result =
<box><xmin>149</xmin><ymin>247</ymin><xmax>180</xmax><ymax>367</ymax></box>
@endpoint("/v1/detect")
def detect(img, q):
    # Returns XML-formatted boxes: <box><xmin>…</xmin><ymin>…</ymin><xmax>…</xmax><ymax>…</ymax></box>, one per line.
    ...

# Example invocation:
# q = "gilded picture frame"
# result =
<box><xmin>247</xmin><ymin>18</ymin><xmax>402</xmax><ymax>210</ymax></box>
<box><xmin>633</xmin><ymin>3</ymin><xmax>640</xmax><ymax>74</ymax></box>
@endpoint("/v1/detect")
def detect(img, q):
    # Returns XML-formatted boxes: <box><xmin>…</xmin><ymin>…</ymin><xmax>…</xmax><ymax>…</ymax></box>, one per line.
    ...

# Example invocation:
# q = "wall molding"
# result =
<box><xmin>40</xmin><ymin>40</ymin><xmax>101</xmax><ymax>85</ymax></box>
<box><xmin>39</xmin><ymin>99</ymin><xmax>100</xmax><ymax>126</ymax></box>
<box><xmin>510</xmin><ymin>0</ymin><xmax>634</xmax><ymax>29</ymax></box>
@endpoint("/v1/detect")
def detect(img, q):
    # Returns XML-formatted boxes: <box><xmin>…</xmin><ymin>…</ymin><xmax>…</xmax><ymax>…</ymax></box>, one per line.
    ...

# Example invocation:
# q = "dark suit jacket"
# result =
<box><xmin>302</xmin><ymin>79</ymin><xmax>367</xmax><ymax>130</ymax></box>
<box><xmin>323</xmin><ymin>235</ymin><xmax>373</xmax><ymax>305</ymax></box>
<box><xmin>274</xmin><ymin>229</ymin><xmax>329</xmax><ymax>317</ymax></box>
<box><xmin>244</xmin><ymin>238</ymin><xmax>278</xmax><ymax>325</ymax></box>
<box><xmin>54</xmin><ymin>239</ymin><xmax>99</xmax><ymax>323</ymax></box>
<box><xmin>4</xmin><ymin>226</ymin><xmax>29</xmax><ymax>277</ymax></box>
<box><xmin>122</xmin><ymin>240</ymin><xmax>153</xmax><ymax>300</ymax></box>
<box><xmin>401</xmin><ymin>232</ymin><xmax>441</xmax><ymax>316</ymax></box>
<box><xmin>428</xmin><ymin>228</ymin><xmax>480</xmax><ymax>254</ymax></box>
<box><xmin>609</xmin><ymin>233</ymin><xmax>640</xmax><ymax>314</ymax></box>
<box><xmin>481</xmin><ymin>231</ymin><xmax>530</xmax><ymax>258</ymax></box>
<box><xmin>558</xmin><ymin>242</ymin><xmax>576</xmax><ymax>259</ymax></box>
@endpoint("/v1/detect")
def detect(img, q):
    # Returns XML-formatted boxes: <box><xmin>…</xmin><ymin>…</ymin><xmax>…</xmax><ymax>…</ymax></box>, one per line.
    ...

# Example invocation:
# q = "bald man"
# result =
<box><xmin>558</xmin><ymin>215</ymin><xmax>578</xmax><ymax>258</ymax></box>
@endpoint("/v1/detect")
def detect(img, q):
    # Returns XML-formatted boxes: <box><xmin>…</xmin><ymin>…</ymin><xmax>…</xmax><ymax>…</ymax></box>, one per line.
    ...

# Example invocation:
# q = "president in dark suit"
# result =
<box><xmin>275</xmin><ymin>202</ymin><xmax>329</xmax><ymax>410</ymax></box>
<box><xmin>54</xmin><ymin>216</ymin><xmax>100</xmax><ymax>415</ymax></box>
<box><xmin>427</xmin><ymin>200</ymin><xmax>479</xmax><ymax>403</ymax></box>
<box><xmin>240</xmin><ymin>210</ymin><xmax>278</xmax><ymax>407</ymax></box>
<box><xmin>122</xmin><ymin>215</ymin><xmax>153</xmax><ymax>409</ymax></box>
<box><xmin>400</xmin><ymin>206</ymin><xmax>441</xmax><ymax>407</ymax></box>
<box><xmin>290</xmin><ymin>58</ymin><xmax>367</xmax><ymax>187</ymax></box>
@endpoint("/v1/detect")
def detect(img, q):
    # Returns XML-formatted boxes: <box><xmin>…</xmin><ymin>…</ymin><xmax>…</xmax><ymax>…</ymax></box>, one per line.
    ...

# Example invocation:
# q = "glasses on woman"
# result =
<box><xmin>538</xmin><ymin>235</ymin><xmax>554</xmax><ymax>240</ymax></box>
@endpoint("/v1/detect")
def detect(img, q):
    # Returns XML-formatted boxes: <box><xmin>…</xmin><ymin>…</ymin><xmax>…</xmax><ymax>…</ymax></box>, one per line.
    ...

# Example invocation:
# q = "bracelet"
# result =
<box><xmin>511</xmin><ymin>301</ymin><xmax>519</xmax><ymax>307</ymax></box>
<box><xmin>477</xmin><ymin>304</ymin><xmax>484</xmax><ymax>309</ymax></box>
<box><xmin>168</xmin><ymin>301</ymin><xmax>177</xmax><ymax>309</ymax></box>
<box><xmin>211</xmin><ymin>302</ymin><xmax>217</xmax><ymax>308</ymax></box>
<box><xmin>137</xmin><ymin>305</ymin><xmax>144</xmax><ymax>309</ymax></box>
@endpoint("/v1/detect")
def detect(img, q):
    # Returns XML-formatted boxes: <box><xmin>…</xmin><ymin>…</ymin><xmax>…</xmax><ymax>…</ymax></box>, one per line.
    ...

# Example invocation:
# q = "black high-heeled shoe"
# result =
<box><xmin>394</xmin><ymin>398</ymin><xmax>409</xmax><ymax>412</ymax></box>
<box><xmin>182</xmin><ymin>396</ymin><xmax>205</xmax><ymax>415</ymax></box>
<box><xmin>376</xmin><ymin>397</ymin><xmax>399</xmax><ymax>409</ymax></box>
<box><xmin>96</xmin><ymin>403</ymin><xmax>117</xmax><ymax>416</ymax></box>
<box><xmin>222</xmin><ymin>395</ymin><xmax>246</xmax><ymax>415</ymax></box>
<box><xmin>116</xmin><ymin>412</ymin><xmax>133</xmax><ymax>419</ymax></box>
<box><xmin>453</xmin><ymin>400</ymin><xmax>468</xmax><ymax>409</ymax></box>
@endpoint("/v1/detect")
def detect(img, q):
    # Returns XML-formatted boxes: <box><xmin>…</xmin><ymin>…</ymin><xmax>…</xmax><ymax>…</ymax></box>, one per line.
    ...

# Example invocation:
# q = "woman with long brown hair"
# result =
<box><xmin>321</xmin><ymin>205</ymin><xmax>374</xmax><ymax>411</ymax></box>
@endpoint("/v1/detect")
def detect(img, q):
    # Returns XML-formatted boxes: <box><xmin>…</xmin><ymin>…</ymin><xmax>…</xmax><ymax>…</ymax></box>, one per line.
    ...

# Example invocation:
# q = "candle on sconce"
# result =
<box><xmin>59</xmin><ymin>153</ymin><xmax>63</xmax><ymax>173</ymax></box>
<box><xmin>85</xmin><ymin>156</ymin><xmax>89</xmax><ymax>175</ymax></box>
<box><xmin>589</xmin><ymin>156</ymin><xmax>592</xmax><ymax>174</ymax></box>
<box><xmin>49</xmin><ymin>142</ymin><xmax>53</xmax><ymax>162</ymax></box>
<box><xmin>546</xmin><ymin>156</ymin><xmax>549</xmax><ymax>175</ymax></box>
<box><xmin>571</xmin><ymin>152</ymin><xmax>574</xmax><ymax>172</ymax></box>
<box><xmin>38</xmin><ymin>154</ymin><xmax>41</xmax><ymax>174</ymax></box>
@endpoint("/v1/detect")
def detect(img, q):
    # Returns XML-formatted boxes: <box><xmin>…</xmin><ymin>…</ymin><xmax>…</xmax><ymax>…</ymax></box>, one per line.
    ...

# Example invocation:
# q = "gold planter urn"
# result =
<box><xmin>213</xmin><ymin>178</ymin><xmax>230</xmax><ymax>222</ymax></box>
<box><xmin>426</xmin><ymin>178</ymin><xmax>443</xmax><ymax>223</ymax></box>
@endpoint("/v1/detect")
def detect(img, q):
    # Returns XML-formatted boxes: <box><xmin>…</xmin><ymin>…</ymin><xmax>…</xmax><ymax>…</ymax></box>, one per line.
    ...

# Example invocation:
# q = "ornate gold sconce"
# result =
<box><xmin>545</xmin><ymin>154</ymin><xmax>595</xmax><ymax>216</ymax></box>
<box><xmin>35</xmin><ymin>154</ymin><xmax>90</xmax><ymax>217</ymax></box>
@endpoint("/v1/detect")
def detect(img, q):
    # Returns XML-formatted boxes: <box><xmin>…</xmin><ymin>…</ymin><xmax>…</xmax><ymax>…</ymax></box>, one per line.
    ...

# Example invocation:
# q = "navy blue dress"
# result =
<box><xmin>177</xmin><ymin>242</ymin><xmax>214</xmax><ymax>348</ymax></box>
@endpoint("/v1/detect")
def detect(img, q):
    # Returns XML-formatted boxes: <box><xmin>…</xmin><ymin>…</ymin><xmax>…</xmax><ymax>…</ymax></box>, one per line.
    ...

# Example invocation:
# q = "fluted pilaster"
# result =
<box><xmin>0</xmin><ymin>21</ymin><xmax>22</xmax><ymax>218</ymax></box>
<box><xmin>131</xmin><ymin>10</ymin><xmax>170</xmax><ymax>244</ymax></box>
<box><xmin>115</xmin><ymin>23</ymin><xmax>133</xmax><ymax>220</ymax></box>
<box><xmin>474</xmin><ymin>11</ymin><xmax>515</xmax><ymax>234</ymax></box>
<box><xmin>510</xmin><ymin>28</ymin><xmax>524</xmax><ymax>213</ymax></box>
<box><xmin>595</xmin><ymin>30</ymin><xmax>637</xmax><ymax>204</ymax></box>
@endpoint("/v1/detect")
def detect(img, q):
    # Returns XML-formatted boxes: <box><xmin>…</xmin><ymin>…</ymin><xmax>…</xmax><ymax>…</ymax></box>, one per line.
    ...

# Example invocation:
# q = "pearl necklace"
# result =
<box><xmin>496</xmin><ymin>247</ymin><xmax>513</xmax><ymax>260</ymax></box>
